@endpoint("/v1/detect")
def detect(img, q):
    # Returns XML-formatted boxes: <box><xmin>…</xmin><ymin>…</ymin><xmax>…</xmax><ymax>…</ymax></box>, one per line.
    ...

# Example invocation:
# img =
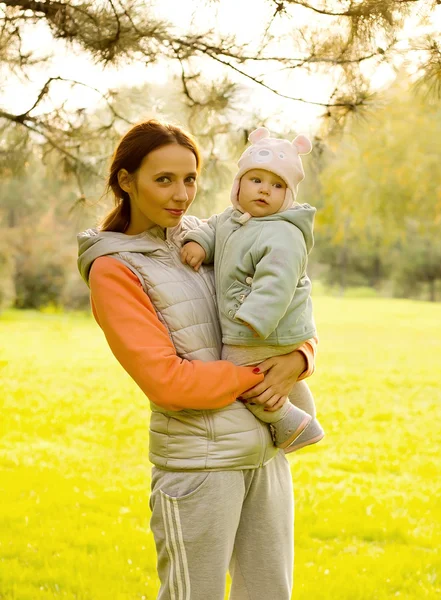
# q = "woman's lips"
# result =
<box><xmin>166</xmin><ymin>209</ymin><xmax>185</xmax><ymax>216</ymax></box>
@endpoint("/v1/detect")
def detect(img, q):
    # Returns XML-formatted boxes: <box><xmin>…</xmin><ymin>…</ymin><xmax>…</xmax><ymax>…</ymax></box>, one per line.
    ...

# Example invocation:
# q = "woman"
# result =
<box><xmin>77</xmin><ymin>120</ymin><xmax>317</xmax><ymax>600</ymax></box>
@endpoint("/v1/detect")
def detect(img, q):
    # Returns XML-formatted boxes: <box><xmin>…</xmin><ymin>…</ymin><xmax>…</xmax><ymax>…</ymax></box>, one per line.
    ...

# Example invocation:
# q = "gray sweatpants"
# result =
<box><xmin>149</xmin><ymin>451</ymin><xmax>294</xmax><ymax>600</ymax></box>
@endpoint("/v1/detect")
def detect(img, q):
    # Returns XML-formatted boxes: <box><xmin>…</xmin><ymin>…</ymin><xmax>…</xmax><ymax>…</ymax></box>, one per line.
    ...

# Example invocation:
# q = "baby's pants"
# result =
<box><xmin>222</xmin><ymin>344</ymin><xmax>317</xmax><ymax>424</ymax></box>
<box><xmin>149</xmin><ymin>451</ymin><xmax>294</xmax><ymax>600</ymax></box>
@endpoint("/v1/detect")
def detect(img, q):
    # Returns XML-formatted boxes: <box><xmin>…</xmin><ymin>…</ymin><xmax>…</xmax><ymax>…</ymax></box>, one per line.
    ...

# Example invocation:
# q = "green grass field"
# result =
<box><xmin>1</xmin><ymin>297</ymin><xmax>440</xmax><ymax>599</ymax></box>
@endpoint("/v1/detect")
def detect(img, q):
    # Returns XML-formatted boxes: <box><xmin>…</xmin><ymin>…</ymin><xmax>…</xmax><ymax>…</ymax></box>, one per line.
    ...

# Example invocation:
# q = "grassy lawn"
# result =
<box><xmin>1</xmin><ymin>297</ymin><xmax>440</xmax><ymax>599</ymax></box>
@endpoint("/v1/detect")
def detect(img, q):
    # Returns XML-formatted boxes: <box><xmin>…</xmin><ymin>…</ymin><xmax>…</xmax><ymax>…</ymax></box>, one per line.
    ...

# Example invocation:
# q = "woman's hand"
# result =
<box><xmin>239</xmin><ymin>350</ymin><xmax>307</xmax><ymax>412</ymax></box>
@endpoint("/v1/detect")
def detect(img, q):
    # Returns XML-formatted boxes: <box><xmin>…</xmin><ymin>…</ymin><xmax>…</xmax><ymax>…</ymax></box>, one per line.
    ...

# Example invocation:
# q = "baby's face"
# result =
<box><xmin>238</xmin><ymin>169</ymin><xmax>286</xmax><ymax>217</ymax></box>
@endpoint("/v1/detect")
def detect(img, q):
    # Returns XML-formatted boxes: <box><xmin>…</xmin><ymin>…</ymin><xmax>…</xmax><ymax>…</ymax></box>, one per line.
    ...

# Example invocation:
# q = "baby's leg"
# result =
<box><xmin>222</xmin><ymin>345</ymin><xmax>312</xmax><ymax>449</ymax></box>
<box><xmin>284</xmin><ymin>380</ymin><xmax>324</xmax><ymax>453</ymax></box>
<box><xmin>246</xmin><ymin>399</ymin><xmax>311</xmax><ymax>450</ymax></box>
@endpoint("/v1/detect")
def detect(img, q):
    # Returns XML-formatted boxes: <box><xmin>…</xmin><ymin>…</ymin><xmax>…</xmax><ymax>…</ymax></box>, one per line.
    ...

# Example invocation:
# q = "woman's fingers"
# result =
<box><xmin>239</xmin><ymin>382</ymin><xmax>266</xmax><ymax>401</ymax></box>
<box><xmin>245</xmin><ymin>387</ymin><xmax>275</xmax><ymax>406</ymax></box>
<box><xmin>264</xmin><ymin>396</ymin><xmax>288</xmax><ymax>412</ymax></box>
<box><xmin>262</xmin><ymin>394</ymin><xmax>281</xmax><ymax>409</ymax></box>
<box><xmin>255</xmin><ymin>357</ymin><xmax>277</xmax><ymax>375</ymax></box>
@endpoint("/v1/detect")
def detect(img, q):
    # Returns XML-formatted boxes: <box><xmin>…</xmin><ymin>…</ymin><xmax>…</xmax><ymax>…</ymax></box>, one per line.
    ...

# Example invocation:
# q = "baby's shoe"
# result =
<box><xmin>269</xmin><ymin>405</ymin><xmax>311</xmax><ymax>450</ymax></box>
<box><xmin>284</xmin><ymin>418</ymin><xmax>324</xmax><ymax>454</ymax></box>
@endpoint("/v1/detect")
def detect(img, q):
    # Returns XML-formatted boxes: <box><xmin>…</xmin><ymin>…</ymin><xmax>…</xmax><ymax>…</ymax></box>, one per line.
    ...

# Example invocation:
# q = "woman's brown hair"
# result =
<box><xmin>100</xmin><ymin>119</ymin><xmax>202</xmax><ymax>232</ymax></box>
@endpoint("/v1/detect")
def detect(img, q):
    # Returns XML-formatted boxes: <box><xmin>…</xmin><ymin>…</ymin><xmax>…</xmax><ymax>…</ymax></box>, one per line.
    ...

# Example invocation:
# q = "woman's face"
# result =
<box><xmin>119</xmin><ymin>144</ymin><xmax>198</xmax><ymax>234</ymax></box>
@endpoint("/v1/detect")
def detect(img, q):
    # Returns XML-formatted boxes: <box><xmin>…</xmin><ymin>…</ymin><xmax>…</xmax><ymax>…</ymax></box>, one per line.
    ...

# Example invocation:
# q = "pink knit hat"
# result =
<box><xmin>230</xmin><ymin>127</ymin><xmax>312</xmax><ymax>213</ymax></box>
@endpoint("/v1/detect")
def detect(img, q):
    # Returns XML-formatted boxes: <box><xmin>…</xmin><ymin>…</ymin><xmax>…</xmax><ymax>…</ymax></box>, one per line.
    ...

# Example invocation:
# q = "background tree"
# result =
<box><xmin>314</xmin><ymin>75</ymin><xmax>441</xmax><ymax>300</ymax></box>
<box><xmin>0</xmin><ymin>76</ymin><xmax>263</xmax><ymax>310</ymax></box>
<box><xmin>2</xmin><ymin>2</ymin><xmax>441</xmax><ymax>310</ymax></box>
<box><xmin>1</xmin><ymin>0</ymin><xmax>441</xmax><ymax>177</ymax></box>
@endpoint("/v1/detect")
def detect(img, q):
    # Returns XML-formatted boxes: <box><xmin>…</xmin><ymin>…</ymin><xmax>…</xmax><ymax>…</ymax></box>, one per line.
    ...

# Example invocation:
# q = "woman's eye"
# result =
<box><xmin>185</xmin><ymin>176</ymin><xmax>196</xmax><ymax>184</ymax></box>
<box><xmin>156</xmin><ymin>176</ymin><xmax>171</xmax><ymax>183</ymax></box>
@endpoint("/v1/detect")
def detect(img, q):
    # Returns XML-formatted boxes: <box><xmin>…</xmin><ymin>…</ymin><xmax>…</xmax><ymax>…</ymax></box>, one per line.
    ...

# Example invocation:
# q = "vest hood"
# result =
<box><xmin>77</xmin><ymin>223</ymin><xmax>188</xmax><ymax>285</ymax></box>
<box><xmin>78</xmin><ymin>228</ymin><xmax>157</xmax><ymax>285</ymax></box>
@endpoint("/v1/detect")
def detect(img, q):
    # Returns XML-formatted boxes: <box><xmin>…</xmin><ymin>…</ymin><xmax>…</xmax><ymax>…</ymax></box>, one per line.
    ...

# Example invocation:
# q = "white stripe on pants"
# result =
<box><xmin>149</xmin><ymin>451</ymin><xmax>294</xmax><ymax>600</ymax></box>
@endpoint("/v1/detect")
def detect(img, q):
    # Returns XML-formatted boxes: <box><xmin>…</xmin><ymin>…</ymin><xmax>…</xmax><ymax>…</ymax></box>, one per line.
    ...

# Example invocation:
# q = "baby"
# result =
<box><xmin>181</xmin><ymin>127</ymin><xmax>324</xmax><ymax>452</ymax></box>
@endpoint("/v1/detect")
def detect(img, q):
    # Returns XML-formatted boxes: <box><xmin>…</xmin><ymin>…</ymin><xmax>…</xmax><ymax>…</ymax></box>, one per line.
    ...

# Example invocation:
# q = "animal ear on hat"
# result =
<box><xmin>293</xmin><ymin>134</ymin><xmax>312</xmax><ymax>155</ymax></box>
<box><xmin>230</xmin><ymin>178</ymin><xmax>240</xmax><ymax>205</ymax></box>
<box><xmin>248</xmin><ymin>127</ymin><xmax>270</xmax><ymax>144</ymax></box>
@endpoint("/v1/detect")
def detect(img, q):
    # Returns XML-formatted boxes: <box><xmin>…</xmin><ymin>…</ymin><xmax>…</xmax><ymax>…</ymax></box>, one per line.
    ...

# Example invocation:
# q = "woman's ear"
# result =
<box><xmin>117</xmin><ymin>169</ymin><xmax>132</xmax><ymax>194</ymax></box>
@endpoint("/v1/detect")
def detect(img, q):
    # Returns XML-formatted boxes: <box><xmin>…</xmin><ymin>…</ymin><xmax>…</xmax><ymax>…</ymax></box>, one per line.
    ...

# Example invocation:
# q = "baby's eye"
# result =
<box><xmin>251</xmin><ymin>177</ymin><xmax>261</xmax><ymax>183</ymax></box>
<box><xmin>156</xmin><ymin>176</ymin><xmax>171</xmax><ymax>183</ymax></box>
<box><xmin>274</xmin><ymin>183</ymin><xmax>283</xmax><ymax>188</ymax></box>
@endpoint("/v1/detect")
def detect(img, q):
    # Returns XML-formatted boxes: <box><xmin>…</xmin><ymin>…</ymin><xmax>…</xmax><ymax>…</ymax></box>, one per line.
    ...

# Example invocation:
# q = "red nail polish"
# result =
<box><xmin>252</xmin><ymin>368</ymin><xmax>260</xmax><ymax>374</ymax></box>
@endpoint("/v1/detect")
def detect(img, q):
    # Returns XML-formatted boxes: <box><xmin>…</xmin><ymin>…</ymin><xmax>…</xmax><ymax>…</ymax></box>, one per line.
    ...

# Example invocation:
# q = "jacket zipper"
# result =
<box><xmin>165</xmin><ymin>234</ymin><xmax>216</xmax><ymax>441</ymax></box>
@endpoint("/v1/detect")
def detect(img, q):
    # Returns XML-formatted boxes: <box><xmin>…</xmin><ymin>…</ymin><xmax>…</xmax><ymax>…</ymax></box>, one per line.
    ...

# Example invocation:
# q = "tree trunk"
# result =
<box><xmin>339</xmin><ymin>245</ymin><xmax>347</xmax><ymax>296</ymax></box>
<box><xmin>429</xmin><ymin>277</ymin><xmax>436</xmax><ymax>302</ymax></box>
<box><xmin>370</xmin><ymin>254</ymin><xmax>382</xmax><ymax>288</ymax></box>
<box><xmin>8</xmin><ymin>208</ymin><xmax>16</xmax><ymax>228</ymax></box>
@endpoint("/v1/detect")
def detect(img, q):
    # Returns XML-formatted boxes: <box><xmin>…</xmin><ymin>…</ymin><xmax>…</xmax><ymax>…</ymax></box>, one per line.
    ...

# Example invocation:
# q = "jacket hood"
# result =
<box><xmin>78</xmin><ymin>216</ymin><xmax>203</xmax><ymax>284</ymax></box>
<box><xmin>78</xmin><ymin>224</ymin><xmax>180</xmax><ymax>284</ymax></box>
<box><xmin>78</xmin><ymin>228</ymin><xmax>153</xmax><ymax>284</ymax></box>
<box><xmin>230</xmin><ymin>203</ymin><xmax>316</xmax><ymax>253</ymax></box>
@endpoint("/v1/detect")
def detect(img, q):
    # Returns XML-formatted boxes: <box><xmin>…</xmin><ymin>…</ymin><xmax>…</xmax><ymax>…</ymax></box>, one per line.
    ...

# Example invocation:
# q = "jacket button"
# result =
<box><xmin>228</xmin><ymin>310</ymin><xmax>234</xmax><ymax>317</ymax></box>
<box><xmin>239</xmin><ymin>294</ymin><xmax>245</xmax><ymax>302</ymax></box>
<box><xmin>245</xmin><ymin>277</ymin><xmax>253</xmax><ymax>284</ymax></box>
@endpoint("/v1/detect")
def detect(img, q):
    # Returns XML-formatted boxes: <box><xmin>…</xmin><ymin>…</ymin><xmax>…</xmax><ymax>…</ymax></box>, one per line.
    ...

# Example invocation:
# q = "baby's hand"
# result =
<box><xmin>180</xmin><ymin>242</ymin><xmax>206</xmax><ymax>271</ymax></box>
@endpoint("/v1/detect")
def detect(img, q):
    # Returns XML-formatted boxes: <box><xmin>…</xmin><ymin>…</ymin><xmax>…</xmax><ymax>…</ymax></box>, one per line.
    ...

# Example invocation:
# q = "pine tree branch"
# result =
<box><xmin>0</xmin><ymin>107</ymin><xmax>101</xmax><ymax>177</ymax></box>
<box><xmin>175</xmin><ymin>53</ymin><xmax>201</xmax><ymax>108</ymax></box>
<box><xmin>189</xmin><ymin>48</ymin><xmax>365</xmax><ymax>108</ymax></box>
<box><xmin>172</xmin><ymin>35</ymin><xmax>390</xmax><ymax>65</ymax></box>
<box><xmin>1</xmin><ymin>0</ymin><xmax>439</xmax><ymax>165</ymax></box>
<box><xmin>272</xmin><ymin>0</ymin><xmax>421</xmax><ymax>18</ymax></box>
<box><xmin>15</xmin><ymin>76</ymin><xmax>132</xmax><ymax>125</ymax></box>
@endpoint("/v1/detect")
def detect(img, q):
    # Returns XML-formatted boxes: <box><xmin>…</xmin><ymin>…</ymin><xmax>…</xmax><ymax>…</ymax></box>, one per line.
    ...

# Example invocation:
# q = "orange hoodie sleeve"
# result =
<box><xmin>88</xmin><ymin>256</ymin><xmax>263</xmax><ymax>411</ymax></box>
<box><xmin>297</xmin><ymin>336</ymin><xmax>319</xmax><ymax>381</ymax></box>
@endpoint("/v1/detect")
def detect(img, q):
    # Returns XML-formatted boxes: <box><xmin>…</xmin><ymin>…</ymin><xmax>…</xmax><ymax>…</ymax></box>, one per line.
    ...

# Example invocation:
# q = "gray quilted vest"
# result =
<box><xmin>77</xmin><ymin>216</ymin><xmax>277</xmax><ymax>470</ymax></box>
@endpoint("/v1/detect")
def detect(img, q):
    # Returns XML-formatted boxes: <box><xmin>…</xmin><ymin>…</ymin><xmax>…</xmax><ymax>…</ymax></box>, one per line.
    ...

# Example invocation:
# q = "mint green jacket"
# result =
<box><xmin>184</xmin><ymin>204</ymin><xmax>317</xmax><ymax>346</ymax></box>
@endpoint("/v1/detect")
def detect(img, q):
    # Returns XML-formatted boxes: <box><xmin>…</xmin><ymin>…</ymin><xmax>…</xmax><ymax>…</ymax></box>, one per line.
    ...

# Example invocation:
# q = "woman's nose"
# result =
<box><xmin>173</xmin><ymin>182</ymin><xmax>188</xmax><ymax>201</ymax></box>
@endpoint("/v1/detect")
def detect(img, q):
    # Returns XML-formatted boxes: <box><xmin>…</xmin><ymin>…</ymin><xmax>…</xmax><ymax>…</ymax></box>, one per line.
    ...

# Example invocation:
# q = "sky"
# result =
<box><xmin>2</xmin><ymin>0</ymin><xmax>439</xmax><ymax>135</ymax></box>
